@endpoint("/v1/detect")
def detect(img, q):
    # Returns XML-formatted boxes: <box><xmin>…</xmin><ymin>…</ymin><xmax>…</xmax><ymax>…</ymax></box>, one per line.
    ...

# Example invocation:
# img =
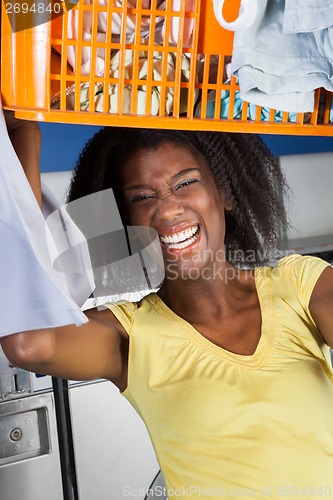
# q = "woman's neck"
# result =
<box><xmin>157</xmin><ymin>262</ymin><xmax>256</xmax><ymax>323</ymax></box>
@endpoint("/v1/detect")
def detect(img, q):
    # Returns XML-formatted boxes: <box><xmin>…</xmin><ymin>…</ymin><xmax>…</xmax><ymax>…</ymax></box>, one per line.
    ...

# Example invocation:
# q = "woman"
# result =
<box><xmin>2</xmin><ymin>125</ymin><xmax>333</xmax><ymax>499</ymax></box>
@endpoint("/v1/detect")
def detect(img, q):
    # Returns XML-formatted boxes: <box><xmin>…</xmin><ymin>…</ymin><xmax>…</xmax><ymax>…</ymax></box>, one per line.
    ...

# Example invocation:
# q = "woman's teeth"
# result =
<box><xmin>160</xmin><ymin>225</ymin><xmax>200</xmax><ymax>249</ymax></box>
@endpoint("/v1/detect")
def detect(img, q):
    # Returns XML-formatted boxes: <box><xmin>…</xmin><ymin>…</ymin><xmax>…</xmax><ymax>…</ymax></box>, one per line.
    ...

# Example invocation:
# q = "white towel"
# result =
<box><xmin>0</xmin><ymin>104</ymin><xmax>94</xmax><ymax>337</ymax></box>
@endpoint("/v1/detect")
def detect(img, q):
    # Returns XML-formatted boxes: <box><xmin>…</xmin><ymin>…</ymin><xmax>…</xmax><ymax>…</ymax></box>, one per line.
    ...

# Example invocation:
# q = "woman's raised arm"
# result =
<box><xmin>5</xmin><ymin>111</ymin><xmax>42</xmax><ymax>208</ymax></box>
<box><xmin>309</xmin><ymin>266</ymin><xmax>333</xmax><ymax>349</ymax></box>
<box><xmin>1</xmin><ymin>112</ymin><xmax>129</xmax><ymax>390</ymax></box>
<box><xmin>0</xmin><ymin>308</ymin><xmax>129</xmax><ymax>389</ymax></box>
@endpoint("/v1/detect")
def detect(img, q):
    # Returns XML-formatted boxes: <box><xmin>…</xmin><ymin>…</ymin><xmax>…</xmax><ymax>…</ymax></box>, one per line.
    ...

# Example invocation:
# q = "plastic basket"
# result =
<box><xmin>2</xmin><ymin>0</ymin><xmax>333</xmax><ymax>134</ymax></box>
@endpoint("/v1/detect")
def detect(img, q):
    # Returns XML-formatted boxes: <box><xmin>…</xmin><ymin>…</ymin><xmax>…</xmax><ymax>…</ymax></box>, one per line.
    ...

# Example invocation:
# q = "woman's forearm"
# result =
<box><xmin>5</xmin><ymin>111</ymin><xmax>42</xmax><ymax>208</ymax></box>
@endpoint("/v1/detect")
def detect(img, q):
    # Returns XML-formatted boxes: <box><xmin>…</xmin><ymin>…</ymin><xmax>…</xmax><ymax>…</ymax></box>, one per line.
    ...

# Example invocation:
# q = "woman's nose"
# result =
<box><xmin>156</xmin><ymin>194</ymin><xmax>184</xmax><ymax>221</ymax></box>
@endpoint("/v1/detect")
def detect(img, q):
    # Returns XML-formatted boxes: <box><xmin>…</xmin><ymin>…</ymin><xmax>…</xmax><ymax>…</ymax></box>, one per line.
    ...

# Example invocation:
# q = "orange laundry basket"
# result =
<box><xmin>1</xmin><ymin>0</ymin><xmax>333</xmax><ymax>134</ymax></box>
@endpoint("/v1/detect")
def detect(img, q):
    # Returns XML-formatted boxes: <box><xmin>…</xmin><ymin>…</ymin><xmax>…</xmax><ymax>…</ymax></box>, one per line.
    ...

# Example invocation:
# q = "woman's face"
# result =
<box><xmin>120</xmin><ymin>143</ymin><xmax>231</xmax><ymax>279</ymax></box>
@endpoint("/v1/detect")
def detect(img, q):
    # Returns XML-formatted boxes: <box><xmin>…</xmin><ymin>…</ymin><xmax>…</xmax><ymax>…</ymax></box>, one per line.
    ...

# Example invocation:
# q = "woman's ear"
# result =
<box><xmin>224</xmin><ymin>198</ymin><xmax>233</xmax><ymax>212</ymax></box>
<box><xmin>218</xmin><ymin>186</ymin><xmax>233</xmax><ymax>212</ymax></box>
<box><xmin>222</xmin><ymin>192</ymin><xmax>233</xmax><ymax>212</ymax></box>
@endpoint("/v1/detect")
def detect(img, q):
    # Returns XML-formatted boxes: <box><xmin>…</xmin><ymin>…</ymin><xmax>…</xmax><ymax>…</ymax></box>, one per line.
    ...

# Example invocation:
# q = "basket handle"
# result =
<box><xmin>212</xmin><ymin>0</ymin><xmax>257</xmax><ymax>31</ymax></box>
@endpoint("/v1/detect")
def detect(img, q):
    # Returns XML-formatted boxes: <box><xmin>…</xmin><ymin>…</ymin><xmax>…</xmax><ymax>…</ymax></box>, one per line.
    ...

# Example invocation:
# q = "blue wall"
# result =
<box><xmin>40</xmin><ymin>122</ymin><xmax>333</xmax><ymax>173</ymax></box>
<box><xmin>40</xmin><ymin>123</ymin><xmax>101</xmax><ymax>172</ymax></box>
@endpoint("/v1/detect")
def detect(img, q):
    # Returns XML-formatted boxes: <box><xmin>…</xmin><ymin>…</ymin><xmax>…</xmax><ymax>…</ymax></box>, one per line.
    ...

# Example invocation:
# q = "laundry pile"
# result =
<box><xmin>51</xmin><ymin>0</ymin><xmax>333</xmax><ymax>121</ymax></box>
<box><xmin>51</xmin><ymin>0</ymin><xmax>195</xmax><ymax>115</ymax></box>
<box><xmin>214</xmin><ymin>0</ymin><xmax>333</xmax><ymax>115</ymax></box>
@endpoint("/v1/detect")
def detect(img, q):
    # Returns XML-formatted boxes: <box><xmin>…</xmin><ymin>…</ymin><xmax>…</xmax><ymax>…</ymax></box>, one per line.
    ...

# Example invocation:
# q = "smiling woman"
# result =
<box><xmin>122</xmin><ymin>144</ymin><xmax>228</xmax><ymax>280</ymax></box>
<box><xmin>2</xmin><ymin>125</ymin><xmax>333</xmax><ymax>500</ymax></box>
<box><xmin>67</xmin><ymin>128</ymin><xmax>288</xmax><ymax>267</ymax></box>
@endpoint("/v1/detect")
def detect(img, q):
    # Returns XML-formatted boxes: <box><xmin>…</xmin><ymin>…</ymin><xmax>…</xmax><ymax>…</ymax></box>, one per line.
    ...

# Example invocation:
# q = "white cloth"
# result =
<box><xmin>0</xmin><ymin>103</ymin><xmax>94</xmax><ymax>337</ymax></box>
<box><xmin>61</xmin><ymin>0</ymin><xmax>194</xmax><ymax>78</ymax></box>
<box><xmin>162</xmin><ymin>0</ymin><xmax>195</xmax><ymax>46</ymax></box>
<box><xmin>228</xmin><ymin>0</ymin><xmax>333</xmax><ymax>112</ymax></box>
<box><xmin>60</xmin><ymin>36</ymin><xmax>194</xmax><ymax>115</ymax></box>
<box><xmin>65</xmin><ymin>0</ymin><xmax>163</xmax><ymax>76</ymax></box>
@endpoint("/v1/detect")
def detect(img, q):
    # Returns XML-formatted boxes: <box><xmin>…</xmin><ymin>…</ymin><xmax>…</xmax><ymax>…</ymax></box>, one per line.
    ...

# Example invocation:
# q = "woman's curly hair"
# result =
<box><xmin>67</xmin><ymin>127</ymin><xmax>289</xmax><ymax>266</ymax></box>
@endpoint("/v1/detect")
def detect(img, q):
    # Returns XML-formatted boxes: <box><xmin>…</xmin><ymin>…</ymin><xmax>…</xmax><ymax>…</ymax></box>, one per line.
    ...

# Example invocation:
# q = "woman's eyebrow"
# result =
<box><xmin>124</xmin><ymin>168</ymin><xmax>201</xmax><ymax>192</ymax></box>
<box><xmin>171</xmin><ymin>168</ymin><xmax>201</xmax><ymax>181</ymax></box>
<box><xmin>124</xmin><ymin>183</ymin><xmax>153</xmax><ymax>192</ymax></box>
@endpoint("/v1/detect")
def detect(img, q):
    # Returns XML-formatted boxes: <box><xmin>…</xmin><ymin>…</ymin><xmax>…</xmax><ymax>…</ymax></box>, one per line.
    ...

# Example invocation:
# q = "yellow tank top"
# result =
<box><xmin>106</xmin><ymin>254</ymin><xmax>333</xmax><ymax>500</ymax></box>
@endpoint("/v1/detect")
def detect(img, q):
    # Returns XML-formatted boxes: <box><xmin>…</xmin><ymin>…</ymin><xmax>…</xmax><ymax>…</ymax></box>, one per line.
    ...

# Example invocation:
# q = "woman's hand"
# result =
<box><xmin>4</xmin><ymin>110</ymin><xmax>42</xmax><ymax>208</ymax></box>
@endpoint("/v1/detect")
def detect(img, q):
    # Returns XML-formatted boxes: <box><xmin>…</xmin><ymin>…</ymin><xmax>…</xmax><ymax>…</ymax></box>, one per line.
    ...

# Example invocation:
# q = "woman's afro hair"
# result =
<box><xmin>67</xmin><ymin>127</ymin><xmax>289</xmax><ymax>266</ymax></box>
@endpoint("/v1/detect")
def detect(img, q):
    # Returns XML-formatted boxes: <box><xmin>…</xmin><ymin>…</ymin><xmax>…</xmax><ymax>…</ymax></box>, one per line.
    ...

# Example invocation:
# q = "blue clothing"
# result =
<box><xmin>230</xmin><ymin>0</ymin><xmax>333</xmax><ymax>113</ymax></box>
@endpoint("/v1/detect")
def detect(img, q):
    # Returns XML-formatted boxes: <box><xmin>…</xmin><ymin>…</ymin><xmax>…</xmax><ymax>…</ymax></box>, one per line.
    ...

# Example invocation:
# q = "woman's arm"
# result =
<box><xmin>309</xmin><ymin>265</ymin><xmax>333</xmax><ymax>348</ymax></box>
<box><xmin>0</xmin><ymin>308</ymin><xmax>129</xmax><ymax>389</ymax></box>
<box><xmin>4</xmin><ymin>111</ymin><xmax>42</xmax><ymax>208</ymax></box>
<box><xmin>1</xmin><ymin>113</ymin><xmax>129</xmax><ymax>389</ymax></box>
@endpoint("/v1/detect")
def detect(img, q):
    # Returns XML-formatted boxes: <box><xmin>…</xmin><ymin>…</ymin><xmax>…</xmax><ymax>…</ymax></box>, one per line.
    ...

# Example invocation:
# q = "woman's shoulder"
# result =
<box><xmin>274</xmin><ymin>252</ymin><xmax>329</xmax><ymax>275</ymax></box>
<box><xmin>269</xmin><ymin>253</ymin><xmax>330</xmax><ymax>304</ymax></box>
<box><xmin>103</xmin><ymin>299</ymin><xmax>138</xmax><ymax>335</ymax></box>
<box><xmin>103</xmin><ymin>293</ymin><xmax>159</xmax><ymax>333</ymax></box>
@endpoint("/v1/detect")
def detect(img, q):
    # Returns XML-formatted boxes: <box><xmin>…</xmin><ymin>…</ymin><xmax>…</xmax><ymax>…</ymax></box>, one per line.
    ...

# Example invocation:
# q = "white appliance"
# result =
<box><xmin>0</xmin><ymin>347</ymin><xmax>160</xmax><ymax>500</ymax></box>
<box><xmin>0</xmin><ymin>348</ymin><xmax>64</xmax><ymax>500</ymax></box>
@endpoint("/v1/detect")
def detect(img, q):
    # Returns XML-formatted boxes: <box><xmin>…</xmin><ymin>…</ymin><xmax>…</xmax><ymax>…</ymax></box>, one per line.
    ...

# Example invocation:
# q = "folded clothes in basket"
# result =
<box><xmin>195</xmin><ymin>89</ymin><xmax>333</xmax><ymax>123</ymax></box>
<box><xmin>52</xmin><ymin>0</ymin><xmax>195</xmax><ymax>78</ymax></box>
<box><xmin>229</xmin><ymin>0</ymin><xmax>333</xmax><ymax>113</ymax></box>
<box><xmin>196</xmin><ymin>90</ymin><xmax>298</xmax><ymax>122</ymax></box>
<box><xmin>52</xmin><ymin>0</ymin><xmax>164</xmax><ymax>77</ymax></box>
<box><xmin>52</xmin><ymin>36</ymin><xmax>195</xmax><ymax>115</ymax></box>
